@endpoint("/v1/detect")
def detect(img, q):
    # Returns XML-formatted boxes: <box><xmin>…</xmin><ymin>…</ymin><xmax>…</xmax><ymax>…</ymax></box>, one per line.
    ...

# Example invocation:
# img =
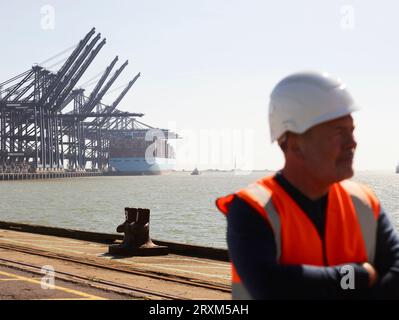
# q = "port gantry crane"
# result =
<box><xmin>0</xmin><ymin>28</ymin><xmax>150</xmax><ymax>173</ymax></box>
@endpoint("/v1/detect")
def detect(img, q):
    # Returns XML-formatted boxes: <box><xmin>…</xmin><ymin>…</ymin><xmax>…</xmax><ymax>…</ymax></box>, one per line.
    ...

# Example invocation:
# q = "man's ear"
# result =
<box><xmin>287</xmin><ymin>134</ymin><xmax>305</xmax><ymax>160</ymax></box>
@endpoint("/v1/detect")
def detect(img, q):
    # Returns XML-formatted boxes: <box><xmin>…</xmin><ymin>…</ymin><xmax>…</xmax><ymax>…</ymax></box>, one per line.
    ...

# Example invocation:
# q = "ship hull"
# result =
<box><xmin>108</xmin><ymin>157</ymin><xmax>175</xmax><ymax>175</ymax></box>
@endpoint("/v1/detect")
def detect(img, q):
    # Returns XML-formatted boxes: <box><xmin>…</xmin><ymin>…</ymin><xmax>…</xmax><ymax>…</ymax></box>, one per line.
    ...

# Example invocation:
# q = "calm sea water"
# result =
<box><xmin>0</xmin><ymin>171</ymin><xmax>398</xmax><ymax>249</ymax></box>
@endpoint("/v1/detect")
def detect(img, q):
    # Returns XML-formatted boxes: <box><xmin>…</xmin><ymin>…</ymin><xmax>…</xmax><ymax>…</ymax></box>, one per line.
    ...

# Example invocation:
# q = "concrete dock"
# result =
<box><xmin>0</xmin><ymin>171</ymin><xmax>102</xmax><ymax>181</ymax></box>
<box><xmin>0</xmin><ymin>222</ymin><xmax>231</xmax><ymax>300</ymax></box>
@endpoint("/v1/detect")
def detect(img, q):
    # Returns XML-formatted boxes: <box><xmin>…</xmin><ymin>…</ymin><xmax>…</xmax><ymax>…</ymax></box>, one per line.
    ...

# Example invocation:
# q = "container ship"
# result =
<box><xmin>108</xmin><ymin>135</ymin><xmax>176</xmax><ymax>175</ymax></box>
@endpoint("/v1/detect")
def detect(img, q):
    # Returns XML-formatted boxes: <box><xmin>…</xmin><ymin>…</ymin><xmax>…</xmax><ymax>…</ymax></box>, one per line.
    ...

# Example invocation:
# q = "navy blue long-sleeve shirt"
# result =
<box><xmin>226</xmin><ymin>173</ymin><xmax>399</xmax><ymax>299</ymax></box>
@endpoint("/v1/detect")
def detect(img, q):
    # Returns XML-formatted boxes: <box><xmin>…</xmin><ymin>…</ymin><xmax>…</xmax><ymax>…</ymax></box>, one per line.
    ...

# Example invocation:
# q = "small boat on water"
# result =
<box><xmin>190</xmin><ymin>168</ymin><xmax>200</xmax><ymax>175</ymax></box>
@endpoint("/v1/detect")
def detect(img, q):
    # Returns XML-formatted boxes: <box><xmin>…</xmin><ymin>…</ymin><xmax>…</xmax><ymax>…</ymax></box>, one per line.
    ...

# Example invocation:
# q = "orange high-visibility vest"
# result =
<box><xmin>216</xmin><ymin>175</ymin><xmax>380</xmax><ymax>300</ymax></box>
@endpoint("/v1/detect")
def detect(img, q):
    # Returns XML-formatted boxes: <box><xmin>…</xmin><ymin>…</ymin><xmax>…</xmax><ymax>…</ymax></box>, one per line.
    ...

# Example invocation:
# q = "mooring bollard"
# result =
<box><xmin>108</xmin><ymin>207</ymin><xmax>168</xmax><ymax>256</ymax></box>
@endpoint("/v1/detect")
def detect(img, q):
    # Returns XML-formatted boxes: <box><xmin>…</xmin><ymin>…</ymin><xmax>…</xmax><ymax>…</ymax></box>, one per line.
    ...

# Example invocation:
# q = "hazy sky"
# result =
<box><xmin>1</xmin><ymin>0</ymin><xmax>398</xmax><ymax>171</ymax></box>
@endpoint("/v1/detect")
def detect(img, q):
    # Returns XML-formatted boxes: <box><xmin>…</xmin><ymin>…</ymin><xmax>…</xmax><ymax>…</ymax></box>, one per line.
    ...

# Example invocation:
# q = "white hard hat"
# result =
<box><xmin>268</xmin><ymin>71</ymin><xmax>359</xmax><ymax>142</ymax></box>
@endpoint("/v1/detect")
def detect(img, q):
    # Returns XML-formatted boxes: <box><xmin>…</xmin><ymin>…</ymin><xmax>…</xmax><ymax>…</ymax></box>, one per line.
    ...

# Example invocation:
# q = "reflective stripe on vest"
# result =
<box><xmin>340</xmin><ymin>180</ymin><xmax>379</xmax><ymax>264</ymax></box>
<box><xmin>241</xmin><ymin>183</ymin><xmax>281</xmax><ymax>259</ymax></box>
<box><xmin>232</xmin><ymin>283</ymin><xmax>252</xmax><ymax>300</ymax></box>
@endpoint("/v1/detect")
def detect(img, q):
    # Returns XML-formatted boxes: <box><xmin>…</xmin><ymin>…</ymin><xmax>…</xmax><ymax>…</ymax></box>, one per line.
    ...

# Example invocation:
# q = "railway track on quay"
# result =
<box><xmin>0</xmin><ymin>242</ymin><xmax>231</xmax><ymax>300</ymax></box>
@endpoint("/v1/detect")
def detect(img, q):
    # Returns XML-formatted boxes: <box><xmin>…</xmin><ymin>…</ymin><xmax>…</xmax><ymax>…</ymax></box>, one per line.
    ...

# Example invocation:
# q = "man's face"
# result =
<box><xmin>297</xmin><ymin>115</ymin><xmax>357</xmax><ymax>184</ymax></box>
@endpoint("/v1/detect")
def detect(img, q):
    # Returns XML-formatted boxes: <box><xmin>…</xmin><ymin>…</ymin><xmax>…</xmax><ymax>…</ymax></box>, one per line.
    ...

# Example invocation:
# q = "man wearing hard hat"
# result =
<box><xmin>216</xmin><ymin>71</ymin><xmax>399</xmax><ymax>299</ymax></box>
